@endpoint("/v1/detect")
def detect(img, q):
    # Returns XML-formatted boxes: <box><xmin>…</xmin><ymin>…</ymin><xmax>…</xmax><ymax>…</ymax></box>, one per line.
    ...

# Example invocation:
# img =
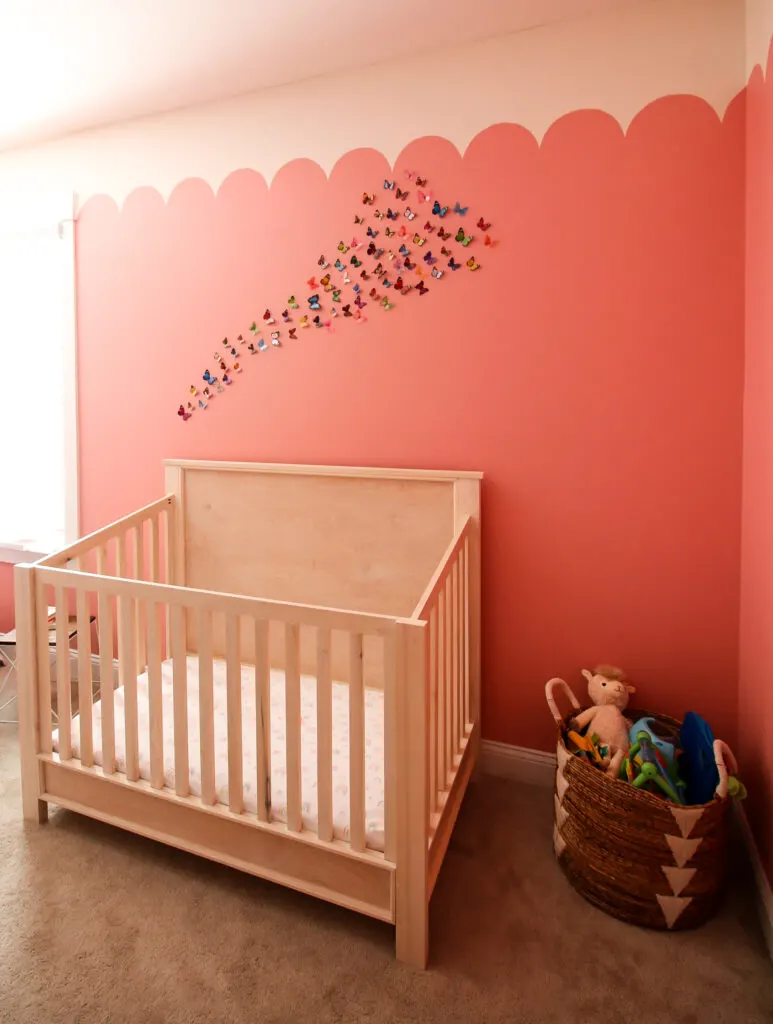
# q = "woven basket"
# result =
<box><xmin>546</xmin><ymin>677</ymin><xmax>738</xmax><ymax>931</ymax></box>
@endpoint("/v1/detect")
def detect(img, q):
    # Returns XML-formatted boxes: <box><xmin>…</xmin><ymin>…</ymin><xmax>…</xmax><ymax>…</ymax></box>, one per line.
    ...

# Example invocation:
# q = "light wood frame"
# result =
<box><xmin>15</xmin><ymin>460</ymin><xmax>482</xmax><ymax>969</ymax></box>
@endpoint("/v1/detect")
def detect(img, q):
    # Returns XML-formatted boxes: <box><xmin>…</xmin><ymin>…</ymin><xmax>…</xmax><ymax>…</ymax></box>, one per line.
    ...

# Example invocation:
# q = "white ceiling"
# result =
<box><xmin>0</xmin><ymin>0</ymin><xmax>646</xmax><ymax>151</ymax></box>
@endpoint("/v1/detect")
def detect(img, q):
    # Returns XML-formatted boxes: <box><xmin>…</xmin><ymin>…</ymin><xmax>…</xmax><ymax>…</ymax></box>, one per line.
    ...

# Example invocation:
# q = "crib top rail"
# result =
<box><xmin>411</xmin><ymin>516</ymin><xmax>471</xmax><ymax>621</ymax></box>
<box><xmin>35</xmin><ymin>495</ymin><xmax>173</xmax><ymax>569</ymax></box>
<box><xmin>33</xmin><ymin>565</ymin><xmax>400</xmax><ymax>636</ymax></box>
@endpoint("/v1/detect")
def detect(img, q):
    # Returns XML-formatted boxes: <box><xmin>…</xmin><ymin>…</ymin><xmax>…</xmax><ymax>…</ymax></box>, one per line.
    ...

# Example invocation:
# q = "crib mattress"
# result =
<box><xmin>52</xmin><ymin>656</ymin><xmax>386</xmax><ymax>852</ymax></box>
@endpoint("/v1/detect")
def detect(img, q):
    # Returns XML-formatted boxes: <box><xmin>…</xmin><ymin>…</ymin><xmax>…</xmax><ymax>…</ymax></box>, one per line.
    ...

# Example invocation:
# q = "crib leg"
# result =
<box><xmin>396</xmin><ymin>896</ymin><xmax>428</xmax><ymax>969</ymax></box>
<box><xmin>23</xmin><ymin>798</ymin><xmax>48</xmax><ymax>825</ymax></box>
<box><xmin>15</xmin><ymin>565</ymin><xmax>48</xmax><ymax>826</ymax></box>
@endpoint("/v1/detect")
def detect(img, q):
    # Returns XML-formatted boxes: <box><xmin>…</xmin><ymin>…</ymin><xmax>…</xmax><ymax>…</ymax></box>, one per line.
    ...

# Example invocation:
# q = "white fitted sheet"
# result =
<box><xmin>53</xmin><ymin>656</ymin><xmax>386</xmax><ymax>852</ymax></box>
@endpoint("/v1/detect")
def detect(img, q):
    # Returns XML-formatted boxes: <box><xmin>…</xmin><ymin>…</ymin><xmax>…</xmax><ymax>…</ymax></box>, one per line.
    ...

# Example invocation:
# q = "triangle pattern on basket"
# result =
<box><xmin>669</xmin><ymin>805</ymin><xmax>705</xmax><ymax>838</ymax></box>
<box><xmin>666</xmin><ymin>834</ymin><xmax>703</xmax><ymax>868</ymax></box>
<box><xmin>556</xmin><ymin>741</ymin><xmax>571</xmax><ymax>772</ymax></box>
<box><xmin>555</xmin><ymin>770</ymin><xmax>570</xmax><ymax>805</ymax></box>
<box><xmin>656</xmin><ymin>894</ymin><xmax>692</xmax><ymax>929</ymax></box>
<box><xmin>661</xmin><ymin>865</ymin><xmax>697</xmax><ymax>896</ymax></box>
<box><xmin>553</xmin><ymin>823</ymin><xmax>566</xmax><ymax>857</ymax></box>
<box><xmin>554</xmin><ymin>793</ymin><xmax>569</xmax><ymax>829</ymax></box>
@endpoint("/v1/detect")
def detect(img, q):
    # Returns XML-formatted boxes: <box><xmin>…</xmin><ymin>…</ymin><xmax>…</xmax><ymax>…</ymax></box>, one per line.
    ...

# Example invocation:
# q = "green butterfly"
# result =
<box><xmin>287</xmin><ymin>295</ymin><xmax>299</xmax><ymax>309</ymax></box>
<box><xmin>455</xmin><ymin>227</ymin><xmax>473</xmax><ymax>247</ymax></box>
<box><xmin>332</xmin><ymin>289</ymin><xmax>342</xmax><ymax>302</ymax></box>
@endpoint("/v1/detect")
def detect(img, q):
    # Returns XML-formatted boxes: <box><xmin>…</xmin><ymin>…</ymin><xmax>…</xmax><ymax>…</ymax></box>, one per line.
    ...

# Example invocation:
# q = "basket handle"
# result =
<box><xmin>714</xmin><ymin>740</ymin><xmax>739</xmax><ymax>800</ymax></box>
<box><xmin>545</xmin><ymin>677</ymin><xmax>581</xmax><ymax>726</ymax></box>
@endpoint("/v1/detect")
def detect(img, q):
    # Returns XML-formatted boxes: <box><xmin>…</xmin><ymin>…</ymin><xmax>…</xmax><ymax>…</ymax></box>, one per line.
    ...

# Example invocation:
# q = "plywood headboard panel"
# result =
<box><xmin>165</xmin><ymin>460</ymin><xmax>479</xmax><ymax>618</ymax></box>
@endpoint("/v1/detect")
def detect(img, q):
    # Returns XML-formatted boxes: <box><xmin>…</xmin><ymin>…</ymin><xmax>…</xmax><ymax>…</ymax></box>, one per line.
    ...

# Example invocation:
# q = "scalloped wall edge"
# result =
<box><xmin>0</xmin><ymin>0</ymin><xmax>749</xmax><ymax>212</ymax></box>
<box><xmin>77</xmin><ymin>91</ymin><xmax>744</xmax><ymax>218</ymax></box>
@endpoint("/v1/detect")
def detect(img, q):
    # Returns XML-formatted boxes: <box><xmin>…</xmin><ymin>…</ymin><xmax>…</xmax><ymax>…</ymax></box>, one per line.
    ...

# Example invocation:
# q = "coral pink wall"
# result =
<box><xmin>741</xmin><ymin>38</ymin><xmax>773</xmax><ymax>883</ymax></box>
<box><xmin>75</xmin><ymin>108</ymin><xmax>745</xmax><ymax>753</ymax></box>
<box><xmin>0</xmin><ymin>563</ymin><xmax>14</xmax><ymax>632</ymax></box>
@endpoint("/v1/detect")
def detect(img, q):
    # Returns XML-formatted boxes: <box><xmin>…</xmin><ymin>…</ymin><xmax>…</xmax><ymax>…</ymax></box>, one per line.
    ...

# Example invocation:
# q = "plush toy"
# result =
<box><xmin>570</xmin><ymin>666</ymin><xmax>636</xmax><ymax>779</ymax></box>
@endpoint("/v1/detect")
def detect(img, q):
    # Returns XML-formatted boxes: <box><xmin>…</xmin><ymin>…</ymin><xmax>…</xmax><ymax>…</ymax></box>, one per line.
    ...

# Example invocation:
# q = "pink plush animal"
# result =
<box><xmin>572</xmin><ymin>666</ymin><xmax>636</xmax><ymax>778</ymax></box>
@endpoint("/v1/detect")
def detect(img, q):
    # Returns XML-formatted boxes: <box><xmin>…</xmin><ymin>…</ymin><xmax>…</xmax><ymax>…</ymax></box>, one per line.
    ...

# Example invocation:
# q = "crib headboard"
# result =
<box><xmin>164</xmin><ymin>460</ymin><xmax>479</xmax><ymax>616</ymax></box>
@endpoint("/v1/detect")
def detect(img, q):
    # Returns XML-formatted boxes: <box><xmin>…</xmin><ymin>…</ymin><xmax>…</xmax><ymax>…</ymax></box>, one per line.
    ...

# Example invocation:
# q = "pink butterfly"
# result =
<box><xmin>350</xmin><ymin>236</ymin><xmax>363</xmax><ymax>249</ymax></box>
<box><xmin>418</xmin><ymin>190</ymin><xmax>431</xmax><ymax>204</ymax></box>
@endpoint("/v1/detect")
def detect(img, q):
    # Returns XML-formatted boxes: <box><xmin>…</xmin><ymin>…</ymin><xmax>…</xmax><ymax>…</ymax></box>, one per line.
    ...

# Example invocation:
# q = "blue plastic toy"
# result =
<box><xmin>680</xmin><ymin>712</ymin><xmax>719</xmax><ymax>805</ymax></box>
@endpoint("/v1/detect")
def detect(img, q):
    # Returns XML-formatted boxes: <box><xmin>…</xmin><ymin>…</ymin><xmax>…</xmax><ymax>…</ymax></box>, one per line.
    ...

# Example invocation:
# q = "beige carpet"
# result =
<box><xmin>1</xmin><ymin>725</ymin><xmax>771</xmax><ymax>1024</ymax></box>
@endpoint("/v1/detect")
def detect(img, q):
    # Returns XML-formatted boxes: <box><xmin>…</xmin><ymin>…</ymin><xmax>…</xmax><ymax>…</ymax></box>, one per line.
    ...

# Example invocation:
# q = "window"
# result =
<box><xmin>0</xmin><ymin>191</ymin><xmax>78</xmax><ymax>561</ymax></box>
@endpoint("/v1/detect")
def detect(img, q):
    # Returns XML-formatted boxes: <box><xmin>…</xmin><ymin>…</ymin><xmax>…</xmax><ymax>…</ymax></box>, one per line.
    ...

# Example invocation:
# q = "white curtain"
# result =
<box><xmin>0</xmin><ymin>191</ymin><xmax>75</xmax><ymax>554</ymax></box>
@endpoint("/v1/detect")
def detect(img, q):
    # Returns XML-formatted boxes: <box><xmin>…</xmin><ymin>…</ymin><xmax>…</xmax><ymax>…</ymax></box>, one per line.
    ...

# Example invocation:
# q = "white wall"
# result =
<box><xmin>747</xmin><ymin>0</ymin><xmax>773</xmax><ymax>71</ymax></box>
<box><xmin>0</xmin><ymin>0</ymin><xmax>744</xmax><ymax>209</ymax></box>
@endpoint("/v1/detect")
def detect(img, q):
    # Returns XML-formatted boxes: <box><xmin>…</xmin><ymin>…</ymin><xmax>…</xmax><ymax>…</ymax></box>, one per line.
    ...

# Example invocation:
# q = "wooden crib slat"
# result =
<box><xmin>349</xmin><ymin>633</ymin><xmax>366</xmax><ymax>853</ymax></box>
<box><xmin>133</xmin><ymin>524</ymin><xmax>147</xmax><ymax>672</ymax></box>
<box><xmin>436</xmin><ymin>587</ymin><xmax>446</xmax><ymax>791</ymax></box>
<box><xmin>285</xmin><ymin>622</ymin><xmax>302</xmax><ymax>832</ymax></box>
<box><xmin>149</xmin><ymin>515</ymin><xmax>160</xmax><ymax>583</ymax></box>
<box><xmin>170</xmin><ymin>604</ymin><xmax>189</xmax><ymax>796</ymax></box>
<box><xmin>97</xmin><ymin>570</ymin><xmax>115</xmax><ymax>774</ymax></box>
<box><xmin>196</xmin><ymin>607</ymin><xmax>215</xmax><ymax>804</ymax></box>
<box><xmin>116</xmin><ymin>531</ymin><xmax>126</xmax><ymax>578</ymax></box>
<box><xmin>76</xmin><ymin>585</ymin><xmax>93</xmax><ymax>767</ymax></box>
<box><xmin>146</xmin><ymin>601</ymin><xmax>164</xmax><ymax>789</ymax></box>
<box><xmin>451</xmin><ymin>561</ymin><xmax>459</xmax><ymax>759</ymax></box>
<box><xmin>383</xmin><ymin>631</ymin><xmax>397</xmax><ymax>864</ymax></box>
<box><xmin>254</xmin><ymin>618</ymin><xmax>271</xmax><ymax>822</ymax></box>
<box><xmin>463</xmin><ymin>538</ymin><xmax>470</xmax><ymax>731</ymax></box>
<box><xmin>444</xmin><ymin>577</ymin><xmax>453</xmax><ymax>784</ymax></box>
<box><xmin>118</xmin><ymin>582</ymin><xmax>139</xmax><ymax>781</ymax></box>
<box><xmin>35</xmin><ymin>581</ymin><xmax>52</xmax><ymax>755</ymax></box>
<box><xmin>316</xmin><ymin>627</ymin><xmax>333</xmax><ymax>842</ymax></box>
<box><xmin>225</xmin><ymin>613</ymin><xmax>243</xmax><ymax>814</ymax></box>
<box><xmin>428</xmin><ymin>605</ymin><xmax>437</xmax><ymax>816</ymax></box>
<box><xmin>54</xmin><ymin>585</ymin><xmax>72</xmax><ymax>760</ymax></box>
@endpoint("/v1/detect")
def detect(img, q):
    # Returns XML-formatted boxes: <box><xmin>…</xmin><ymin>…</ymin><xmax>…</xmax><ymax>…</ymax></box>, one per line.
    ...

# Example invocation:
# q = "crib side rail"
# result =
<box><xmin>28</xmin><ymin>565</ymin><xmax>397</xmax><ymax>861</ymax></box>
<box><xmin>412</xmin><ymin>518</ymin><xmax>472</xmax><ymax>828</ymax></box>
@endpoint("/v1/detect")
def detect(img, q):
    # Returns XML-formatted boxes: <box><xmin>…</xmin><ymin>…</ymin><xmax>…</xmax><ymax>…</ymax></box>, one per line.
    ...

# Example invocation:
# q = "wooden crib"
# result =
<box><xmin>14</xmin><ymin>460</ymin><xmax>481</xmax><ymax>968</ymax></box>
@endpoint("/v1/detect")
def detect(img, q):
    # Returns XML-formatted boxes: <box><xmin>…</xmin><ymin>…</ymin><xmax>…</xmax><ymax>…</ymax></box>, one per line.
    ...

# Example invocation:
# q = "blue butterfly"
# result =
<box><xmin>384</xmin><ymin>179</ymin><xmax>395</xmax><ymax>190</ymax></box>
<box><xmin>353</xmin><ymin>283</ymin><xmax>360</xmax><ymax>293</ymax></box>
<box><xmin>386</xmin><ymin>208</ymin><xmax>399</xmax><ymax>221</ymax></box>
<box><xmin>334</xmin><ymin>259</ymin><xmax>345</xmax><ymax>272</ymax></box>
<box><xmin>367</xmin><ymin>226</ymin><xmax>379</xmax><ymax>238</ymax></box>
<box><xmin>308</xmin><ymin>294</ymin><xmax>321</xmax><ymax>310</ymax></box>
<box><xmin>453</xmin><ymin>201</ymin><xmax>469</xmax><ymax>216</ymax></box>
<box><xmin>423</xmin><ymin>251</ymin><xmax>437</xmax><ymax>265</ymax></box>
<box><xmin>448</xmin><ymin>257</ymin><xmax>461</xmax><ymax>271</ymax></box>
<box><xmin>399</xmin><ymin>244</ymin><xmax>410</xmax><ymax>256</ymax></box>
<box><xmin>432</xmin><ymin>200</ymin><xmax>448</xmax><ymax>218</ymax></box>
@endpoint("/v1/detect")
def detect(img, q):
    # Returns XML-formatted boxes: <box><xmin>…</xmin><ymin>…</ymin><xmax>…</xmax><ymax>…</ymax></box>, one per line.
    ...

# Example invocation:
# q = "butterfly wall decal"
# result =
<box><xmin>396</xmin><ymin>188</ymin><xmax>409</xmax><ymax>200</ymax></box>
<box><xmin>432</xmin><ymin>200</ymin><xmax>448</xmax><ymax>218</ymax></box>
<box><xmin>306</xmin><ymin>277</ymin><xmax>317</xmax><ymax>289</ymax></box>
<box><xmin>431</xmin><ymin>266</ymin><xmax>444</xmax><ymax>279</ymax></box>
<box><xmin>424</xmin><ymin>221</ymin><xmax>436</xmax><ymax>233</ymax></box>
<box><xmin>448</xmin><ymin>256</ymin><xmax>461</xmax><ymax>270</ymax></box>
<box><xmin>385</xmin><ymin>226</ymin><xmax>395</xmax><ymax>237</ymax></box>
<box><xmin>384</xmin><ymin>179</ymin><xmax>395</xmax><ymax>190</ymax></box>
<box><xmin>334</xmin><ymin>258</ymin><xmax>345</xmax><ymax>272</ymax></box>
<box><xmin>287</xmin><ymin>297</ymin><xmax>299</xmax><ymax>309</ymax></box>
<box><xmin>417</xmin><ymin>191</ymin><xmax>431</xmax><ymax>204</ymax></box>
<box><xmin>417</xmin><ymin>281</ymin><xmax>428</xmax><ymax>295</ymax></box>
<box><xmin>289</xmin><ymin>328</ymin><xmax>297</xmax><ymax>340</ymax></box>
<box><xmin>263</xmin><ymin>309</ymin><xmax>274</xmax><ymax>323</ymax></box>
<box><xmin>466</xmin><ymin>257</ymin><xmax>480</xmax><ymax>271</ymax></box>
<box><xmin>308</xmin><ymin>293</ymin><xmax>321</xmax><ymax>309</ymax></box>
<box><xmin>367</xmin><ymin>226</ymin><xmax>378</xmax><ymax>237</ymax></box>
<box><xmin>318</xmin><ymin>255</ymin><xmax>329</xmax><ymax>268</ymax></box>
<box><xmin>386</xmin><ymin>208</ymin><xmax>398</xmax><ymax>221</ymax></box>
<box><xmin>354</xmin><ymin>214</ymin><xmax>365</xmax><ymax>224</ymax></box>
<box><xmin>338</xmin><ymin>240</ymin><xmax>350</xmax><ymax>253</ymax></box>
<box><xmin>477</xmin><ymin>218</ymin><xmax>491</xmax><ymax>231</ymax></box>
<box><xmin>423</xmin><ymin>251</ymin><xmax>437</xmax><ymax>265</ymax></box>
<box><xmin>342</xmin><ymin>304</ymin><xmax>352</xmax><ymax>317</ymax></box>
<box><xmin>362</xmin><ymin>193</ymin><xmax>375</xmax><ymax>205</ymax></box>
<box><xmin>454</xmin><ymin>202</ymin><xmax>468</xmax><ymax>216</ymax></box>
<box><xmin>455</xmin><ymin>227</ymin><xmax>473</xmax><ymax>246</ymax></box>
<box><xmin>282</xmin><ymin>310</ymin><xmax>292</xmax><ymax>322</ymax></box>
<box><xmin>412</xmin><ymin>233</ymin><xmax>426</xmax><ymax>246</ymax></box>
<box><xmin>404</xmin><ymin>207</ymin><xmax>417</xmax><ymax>221</ymax></box>
<box><xmin>416</xmin><ymin>176</ymin><xmax>427</xmax><ymax>187</ymax></box>
<box><xmin>437</xmin><ymin>227</ymin><xmax>451</xmax><ymax>240</ymax></box>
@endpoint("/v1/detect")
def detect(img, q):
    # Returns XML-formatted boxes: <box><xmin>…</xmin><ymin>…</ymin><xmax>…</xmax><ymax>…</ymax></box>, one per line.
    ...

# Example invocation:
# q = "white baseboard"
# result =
<box><xmin>480</xmin><ymin>738</ymin><xmax>556</xmax><ymax>787</ymax></box>
<box><xmin>735</xmin><ymin>804</ymin><xmax>773</xmax><ymax>961</ymax></box>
